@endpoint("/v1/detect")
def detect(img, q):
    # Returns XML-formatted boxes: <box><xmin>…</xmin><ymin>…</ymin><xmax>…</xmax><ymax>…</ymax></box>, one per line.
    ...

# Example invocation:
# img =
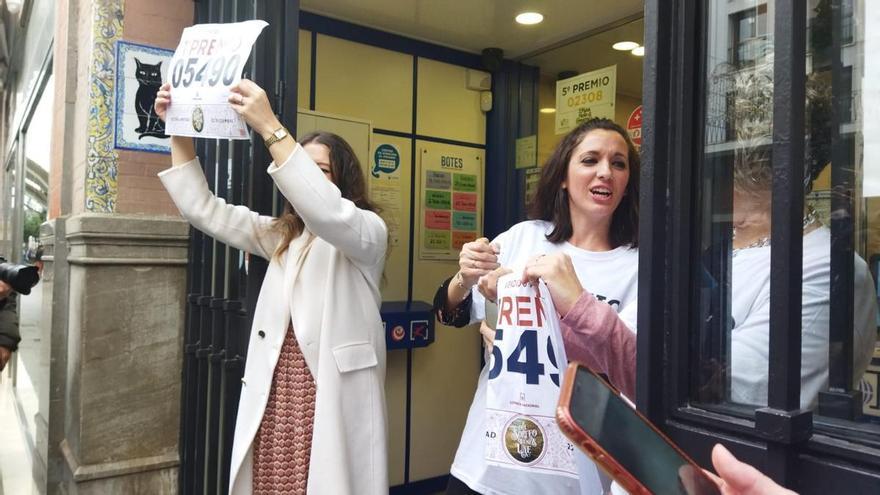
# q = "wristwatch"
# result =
<box><xmin>264</xmin><ymin>126</ymin><xmax>289</xmax><ymax>149</ymax></box>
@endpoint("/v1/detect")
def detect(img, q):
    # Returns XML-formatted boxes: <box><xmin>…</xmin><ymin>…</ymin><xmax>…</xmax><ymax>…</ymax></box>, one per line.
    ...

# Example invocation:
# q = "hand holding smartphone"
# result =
<box><xmin>556</xmin><ymin>363</ymin><xmax>720</xmax><ymax>495</ymax></box>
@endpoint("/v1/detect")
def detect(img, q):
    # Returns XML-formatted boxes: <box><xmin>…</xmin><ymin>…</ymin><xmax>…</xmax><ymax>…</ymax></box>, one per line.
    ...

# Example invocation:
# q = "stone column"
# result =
<box><xmin>58</xmin><ymin>214</ymin><xmax>188</xmax><ymax>495</ymax></box>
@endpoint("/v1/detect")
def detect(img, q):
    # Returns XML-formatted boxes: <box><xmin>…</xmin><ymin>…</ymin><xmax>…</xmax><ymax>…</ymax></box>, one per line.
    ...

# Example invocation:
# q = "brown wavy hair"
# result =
<box><xmin>528</xmin><ymin>118</ymin><xmax>640</xmax><ymax>248</ymax></box>
<box><xmin>272</xmin><ymin>131</ymin><xmax>378</xmax><ymax>257</ymax></box>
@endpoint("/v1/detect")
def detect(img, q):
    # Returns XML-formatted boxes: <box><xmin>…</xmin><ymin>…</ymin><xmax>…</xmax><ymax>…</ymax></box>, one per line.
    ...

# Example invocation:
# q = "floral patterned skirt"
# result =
<box><xmin>252</xmin><ymin>324</ymin><xmax>317</xmax><ymax>494</ymax></box>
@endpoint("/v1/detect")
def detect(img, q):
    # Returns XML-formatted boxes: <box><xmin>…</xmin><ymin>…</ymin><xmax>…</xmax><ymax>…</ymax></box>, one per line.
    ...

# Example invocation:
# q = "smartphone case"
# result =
<box><xmin>556</xmin><ymin>362</ymin><xmax>718</xmax><ymax>495</ymax></box>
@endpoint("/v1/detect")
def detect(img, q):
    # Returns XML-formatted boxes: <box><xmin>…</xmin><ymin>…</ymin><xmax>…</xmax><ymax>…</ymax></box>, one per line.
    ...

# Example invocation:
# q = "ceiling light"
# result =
<box><xmin>539</xmin><ymin>107</ymin><xmax>556</xmax><ymax>114</ymax></box>
<box><xmin>631</xmin><ymin>46</ymin><xmax>645</xmax><ymax>57</ymax></box>
<box><xmin>515</xmin><ymin>12</ymin><xmax>544</xmax><ymax>25</ymax></box>
<box><xmin>612</xmin><ymin>41</ymin><xmax>640</xmax><ymax>51</ymax></box>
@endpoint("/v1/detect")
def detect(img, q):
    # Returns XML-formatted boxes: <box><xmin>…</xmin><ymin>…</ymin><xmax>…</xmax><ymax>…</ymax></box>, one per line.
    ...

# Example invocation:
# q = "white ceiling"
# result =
<box><xmin>300</xmin><ymin>0</ymin><xmax>645</xmax><ymax>59</ymax></box>
<box><xmin>523</xmin><ymin>17</ymin><xmax>645</xmax><ymax>98</ymax></box>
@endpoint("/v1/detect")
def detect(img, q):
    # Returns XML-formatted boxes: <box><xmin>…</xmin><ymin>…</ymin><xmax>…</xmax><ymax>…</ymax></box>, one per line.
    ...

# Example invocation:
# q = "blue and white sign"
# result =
<box><xmin>372</xmin><ymin>143</ymin><xmax>401</xmax><ymax>178</ymax></box>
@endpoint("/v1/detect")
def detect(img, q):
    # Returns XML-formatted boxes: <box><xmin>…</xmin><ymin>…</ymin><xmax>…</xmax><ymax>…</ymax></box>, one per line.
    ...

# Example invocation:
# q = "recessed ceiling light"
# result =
<box><xmin>631</xmin><ymin>46</ymin><xmax>645</xmax><ymax>56</ymax></box>
<box><xmin>612</xmin><ymin>41</ymin><xmax>640</xmax><ymax>51</ymax></box>
<box><xmin>539</xmin><ymin>107</ymin><xmax>556</xmax><ymax>114</ymax></box>
<box><xmin>516</xmin><ymin>12</ymin><xmax>544</xmax><ymax>25</ymax></box>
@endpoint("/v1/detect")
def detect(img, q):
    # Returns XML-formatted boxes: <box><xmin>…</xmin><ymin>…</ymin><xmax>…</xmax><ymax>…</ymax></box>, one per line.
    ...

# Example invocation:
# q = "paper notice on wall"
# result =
<box><xmin>555</xmin><ymin>65</ymin><xmax>616</xmax><ymax>135</ymax></box>
<box><xmin>419</xmin><ymin>146</ymin><xmax>483</xmax><ymax>260</ymax></box>
<box><xmin>165</xmin><ymin>20</ymin><xmax>268</xmax><ymax>140</ymax></box>
<box><xmin>524</xmin><ymin>167</ymin><xmax>541</xmax><ymax>208</ymax></box>
<box><xmin>369</xmin><ymin>143</ymin><xmax>404</xmax><ymax>247</ymax></box>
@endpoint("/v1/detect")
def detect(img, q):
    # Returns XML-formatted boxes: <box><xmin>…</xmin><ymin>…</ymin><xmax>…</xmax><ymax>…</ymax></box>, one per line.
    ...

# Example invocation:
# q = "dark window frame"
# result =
<box><xmin>640</xmin><ymin>0</ymin><xmax>880</xmax><ymax>491</ymax></box>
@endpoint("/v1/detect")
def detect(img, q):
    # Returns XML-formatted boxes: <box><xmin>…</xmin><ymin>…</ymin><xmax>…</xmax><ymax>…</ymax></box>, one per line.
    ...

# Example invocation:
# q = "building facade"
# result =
<box><xmin>0</xmin><ymin>0</ymin><xmax>878</xmax><ymax>494</ymax></box>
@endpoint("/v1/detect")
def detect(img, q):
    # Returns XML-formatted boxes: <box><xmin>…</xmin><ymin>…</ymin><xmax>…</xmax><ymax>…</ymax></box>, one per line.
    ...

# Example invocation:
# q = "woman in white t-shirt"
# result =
<box><xmin>519</xmin><ymin>143</ymin><xmax>877</xmax><ymax>415</ymax></box>
<box><xmin>433</xmin><ymin>118</ymin><xmax>640</xmax><ymax>495</ymax></box>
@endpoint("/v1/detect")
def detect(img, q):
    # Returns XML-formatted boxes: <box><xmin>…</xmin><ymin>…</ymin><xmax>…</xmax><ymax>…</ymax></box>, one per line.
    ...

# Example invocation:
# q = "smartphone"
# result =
<box><xmin>556</xmin><ymin>363</ymin><xmax>721</xmax><ymax>495</ymax></box>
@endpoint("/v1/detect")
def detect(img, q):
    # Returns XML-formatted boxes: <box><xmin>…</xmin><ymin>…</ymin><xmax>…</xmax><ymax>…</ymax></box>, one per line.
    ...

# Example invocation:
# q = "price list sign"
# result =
<box><xmin>418</xmin><ymin>146</ymin><xmax>483</xmax><ymax>260</ymax></box>
<box><xmin>165</xmin><ymin>20</ymin><xmax>268</xmax><ymax>139</ymax></box>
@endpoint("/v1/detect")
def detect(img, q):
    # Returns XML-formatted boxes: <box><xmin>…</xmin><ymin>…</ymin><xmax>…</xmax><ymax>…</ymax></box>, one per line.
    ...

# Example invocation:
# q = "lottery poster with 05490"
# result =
<box><xmin>165</xmin><ymin>20</ymin><xmax>267</xmax><ymax>140</ymax></box>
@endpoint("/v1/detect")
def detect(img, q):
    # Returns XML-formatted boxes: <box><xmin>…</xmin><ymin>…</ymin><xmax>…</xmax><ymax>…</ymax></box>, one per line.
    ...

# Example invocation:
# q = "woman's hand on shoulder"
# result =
<box><xmin>228</xmin><ymin>79</ymin><xmax>283</xmax><ymax>140</ymax></box>
<box><xmin>521</xmin><ymin>252</ymin><xmax>584</xmax><ymax>317</ymax></box>
<box><xmin>457</xmin><ymin>237</ymin><xmax>500</xmax><ymax>289</ymax></box>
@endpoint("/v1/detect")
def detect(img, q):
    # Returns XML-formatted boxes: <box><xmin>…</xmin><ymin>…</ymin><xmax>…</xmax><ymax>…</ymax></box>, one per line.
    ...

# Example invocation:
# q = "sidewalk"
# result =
<box><xmin>0</xmin><ymin>363</ymin><xmax>39</xmax><ymax>495</ymax></box>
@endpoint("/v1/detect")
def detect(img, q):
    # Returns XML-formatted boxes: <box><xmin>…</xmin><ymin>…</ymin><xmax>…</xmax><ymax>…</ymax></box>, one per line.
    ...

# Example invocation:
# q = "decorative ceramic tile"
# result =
<box><xmin>114</xmin><ymin>41</ymin><xmax>173</xmax><ymax>154</ymax></box>
<box><xmin>85</xmin><ymin>0</ymin><xmax>124</xmax><ymax>213</ymax></box>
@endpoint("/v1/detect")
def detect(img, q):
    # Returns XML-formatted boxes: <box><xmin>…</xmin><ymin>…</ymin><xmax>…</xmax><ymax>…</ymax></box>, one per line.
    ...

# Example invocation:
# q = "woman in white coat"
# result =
<box><xmin>154</xmin><ymin>80</ymin><xmax>388</xmax><ymax>495</ymax></box>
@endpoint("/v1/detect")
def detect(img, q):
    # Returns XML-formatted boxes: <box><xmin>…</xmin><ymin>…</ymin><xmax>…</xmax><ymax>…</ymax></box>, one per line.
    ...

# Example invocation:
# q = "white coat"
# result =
<box><xmin>159</xmin><ymin>144</ymin><xmax>389</xmax><ymax>495</ymax></box>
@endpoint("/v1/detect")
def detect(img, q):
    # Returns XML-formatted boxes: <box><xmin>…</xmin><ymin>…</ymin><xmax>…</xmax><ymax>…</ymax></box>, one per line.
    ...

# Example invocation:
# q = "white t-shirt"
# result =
<box><xmin>730</xmin><ymin>226</ymin><xmax>877</xmax><ymax>409</ymax></box>
<box><xmin>451</xmin><ymin>220</ymin><xmax>639</xmax><ymax>495</ymax></box>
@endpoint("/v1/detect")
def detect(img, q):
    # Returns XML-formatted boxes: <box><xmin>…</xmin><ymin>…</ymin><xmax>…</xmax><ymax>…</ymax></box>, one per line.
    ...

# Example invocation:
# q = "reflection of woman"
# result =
<box><xmin>725</xmin><ymin>154</ymin><xmax>877</xmax><ymax>409</ymax></box>
<box><xmin>433</xmin><ymin>118</ymin><xmax>641</xmax><ymax>494</ymax></box>
<box><xmin>155</xmin><ymin>80</ymin><xmax>388</xmax><ymax>494</ymax></box>
<box><xmin>525</xmin><ymin>152</ymin><xmax>878</xmax><ymax>411</ymax></box>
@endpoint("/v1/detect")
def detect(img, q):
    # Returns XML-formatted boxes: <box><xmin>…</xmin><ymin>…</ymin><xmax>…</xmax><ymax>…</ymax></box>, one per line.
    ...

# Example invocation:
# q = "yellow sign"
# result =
<box><xmin>555</xmin><ymin>65</ymin><xmax>617</xmax><ymax>135</ymax></box>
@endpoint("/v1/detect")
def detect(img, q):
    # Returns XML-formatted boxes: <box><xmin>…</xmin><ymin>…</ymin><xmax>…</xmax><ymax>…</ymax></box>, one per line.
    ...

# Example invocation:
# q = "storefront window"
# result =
<box><xmin>14</xmin><ymin>73</ymin><xmax>53</xmax><ymax>469</ymax></box>
<box><xmin>695</xmin><ymin>0</ymin><xmax>880</xmax><ymax>423</ymax></box>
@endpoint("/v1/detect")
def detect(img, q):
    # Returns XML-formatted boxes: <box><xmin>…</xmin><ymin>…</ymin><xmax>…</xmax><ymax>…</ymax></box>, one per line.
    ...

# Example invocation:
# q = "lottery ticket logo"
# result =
<box><xmin>191</xmin><ymin>106</ymin><xmax>205</xmax><ymax>133</ymax></box>
<box><xmin>504</xmin><ymin>416</ymin><xmax>545</xmax><ymax>465</ymax></box>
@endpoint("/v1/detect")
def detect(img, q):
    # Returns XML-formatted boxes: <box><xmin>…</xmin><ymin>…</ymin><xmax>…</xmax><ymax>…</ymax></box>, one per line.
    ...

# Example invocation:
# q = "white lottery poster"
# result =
<box><xmin>555</xmin><ymin>65</ymin><xmax>617</xmax><ymax>135</ymax></box>
<box><xmin>485</xmin><ymin>274</ymin><xmax>577</xmax><ymax>480</ymax></box>
<box><xmin>165</xmin><ymin>20</ymin><xmax>268</xmax><ymax>139</ymax></box>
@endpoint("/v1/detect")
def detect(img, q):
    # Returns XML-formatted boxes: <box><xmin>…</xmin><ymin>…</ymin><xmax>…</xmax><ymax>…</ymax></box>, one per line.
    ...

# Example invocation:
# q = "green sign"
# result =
<box><xmin>424</xmin><ymin>230</ymin><xmax>451</xmax><ymax>250</ymax></box>
<box><xmin>453</xmin><ymin>173</ymin><xmax>477</xmax><ymax>192</ymax></box>
<box><xmin>452</xmin><ymin>212</ymin><xmax>477</xmax><ymax>231</ymax></box>
<box><xmin>425</xmin><ymin>190</ymin><xmax>451</xmax><ymax>209</ymax></box>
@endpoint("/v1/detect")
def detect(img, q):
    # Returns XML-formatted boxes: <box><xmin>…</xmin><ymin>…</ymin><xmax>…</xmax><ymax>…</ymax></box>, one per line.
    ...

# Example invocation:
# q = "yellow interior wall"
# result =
<box><xmin>298</xmin><ymin>30</ymin><xmax>311</xmax><ymax>110</ymax></box>
<box><xmin>384</xmin><ymin>353</ymin><xmax>408</xmax><ymax>485</ymax></box>
<box><xmin>370</xmin><ymin>134</ymin><xmax>413</xmax><ymax>302</ymax></box>
<box><xmin>368</xmin><ymin>134</ymin><xmax>413</xmax><ymax>485</ymax></box>
<box><xmin>304</xmin><ymin>34</ymin><xmax>486</xmax><ymax>484</ymax></box>
<box><xmin>417</xmin><ymin>59</ymin><xmax>488</xmax><ymax>144</ymax></box>
<box><xmin>812</xmin><ymin>163</ymin><xmax>832</xmax><ymax>191</ymax></box>
<box><xmin>315</xmin><ymin>35</ymin><xmax>413</xmax><ymax>133</ymax></box>
<box><xmin>867</xmin><ymin>199</ymin><xmax>880</xmax><ymax>267</ymax></box>
<box><xmin>537</xmin><ymin>74</ymin><xmax>559</xmax><ymax>167</ymax></box>
<box><xmin>410</xmin><ymin>140</ymin><xmax>484</xmax><ymax>481</ymax></box>
<box><xmin>295</xmin><ymin>111</ymin><xmax>371</xmax><ymax>171</ymax></box>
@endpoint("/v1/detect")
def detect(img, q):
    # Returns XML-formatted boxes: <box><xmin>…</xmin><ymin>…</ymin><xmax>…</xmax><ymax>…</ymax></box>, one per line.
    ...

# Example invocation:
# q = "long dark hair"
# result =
<box><xmin>528</xmin><ymin>118</ymin><xmax>640</xmax><ymax>248</ymax></box>
<box><xmin>272</xmin><ymin>131</ymin><xmax>378</xmax><ymax>257</ymax></box>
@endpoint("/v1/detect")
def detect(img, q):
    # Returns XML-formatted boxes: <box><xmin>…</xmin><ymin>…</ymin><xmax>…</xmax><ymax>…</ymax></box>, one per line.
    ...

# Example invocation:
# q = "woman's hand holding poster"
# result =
<box><xmin>165</xmin><ymin>20</ymin><xmax>267</xmax><ymax>139</ymax></box>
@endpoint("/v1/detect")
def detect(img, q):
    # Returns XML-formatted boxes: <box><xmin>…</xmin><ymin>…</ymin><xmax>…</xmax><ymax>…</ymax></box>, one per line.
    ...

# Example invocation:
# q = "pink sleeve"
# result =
<box><xmin>560</xmin><ymin>291</ymin><xmax>637</xmax><ymax>398</ymax></box>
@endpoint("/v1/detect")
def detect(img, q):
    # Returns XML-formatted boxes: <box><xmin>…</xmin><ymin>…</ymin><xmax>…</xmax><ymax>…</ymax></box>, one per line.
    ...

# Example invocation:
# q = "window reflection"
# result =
<box><xmin>699</xmin><ymin>0</ymin><xmax>880</xmax><ymax>417</ymax></box>
<box><xmin>13</xmin><ymin>73</ymin><xmax>53</xmax><ymax>474</ymax></box>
